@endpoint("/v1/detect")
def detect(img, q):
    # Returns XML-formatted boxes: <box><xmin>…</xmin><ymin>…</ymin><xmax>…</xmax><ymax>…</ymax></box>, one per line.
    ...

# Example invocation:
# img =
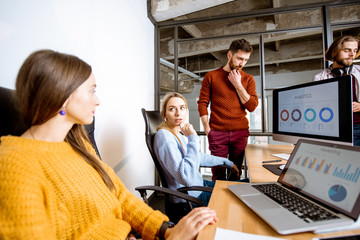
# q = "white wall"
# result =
<box><xmin>0</xmin><ymin>0</ymin><xmax>156</xmax><ymax>196</ymax></box>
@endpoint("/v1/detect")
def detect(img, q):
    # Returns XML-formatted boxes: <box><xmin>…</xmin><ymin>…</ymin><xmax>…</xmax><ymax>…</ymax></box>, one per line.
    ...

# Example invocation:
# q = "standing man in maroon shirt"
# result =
<box><xmin>197</xmin><ymin>39</ymin><xmax>258</xmax><ymax>181</ymax></box>
<box><xmin>313</xmin><ymin>35</ymin><xmax>360</xmax><ymax>146</ymax></box>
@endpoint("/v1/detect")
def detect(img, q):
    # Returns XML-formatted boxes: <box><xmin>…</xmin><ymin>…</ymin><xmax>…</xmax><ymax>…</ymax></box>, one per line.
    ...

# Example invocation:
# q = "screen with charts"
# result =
<box><xmin>272</xmin><ymin>76</ymin><xmax>353</xmax><ymax>145</ymax></box>
<box><xmin>280</xmin><ymin>141</ymin><xmax>360</xmax><ymax>217</ymax></box>
<box><xmin>278</xmin><ymin>81</ymin><xmax>338</xmax><ymax>137</ymax></box>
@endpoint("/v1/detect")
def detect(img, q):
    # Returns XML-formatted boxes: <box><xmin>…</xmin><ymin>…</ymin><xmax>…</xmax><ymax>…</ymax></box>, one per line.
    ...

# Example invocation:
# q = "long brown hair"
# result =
<box><xmin>16</xmin><ymin>49</ymin><xmax>115</xmax><ymax>191</ymax></box>
<box><xmin>158</xmin><ymin>92</ymin><xmax>188</xmax><ymax>146</ymax></box>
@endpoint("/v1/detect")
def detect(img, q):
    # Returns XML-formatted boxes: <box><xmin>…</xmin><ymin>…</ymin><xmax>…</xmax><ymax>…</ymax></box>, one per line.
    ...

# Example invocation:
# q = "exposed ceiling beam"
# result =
<box><xmin>175</xmin><ymin>16</ymin><xmax>202</xmax><ymax>37</ymax></box>
<box><xmin>162</xmin><ymin>29</ymin><xmax>322</xmax><ymax>60</ymax></box>
<box><xmin>175</xmin><ymin>15</ymin><xmax>223</xmax><ymax>61</ymax></box>
<box><xmin>193</xmin><ymin>55</ymin><xmax>324</xmax><ymax>74</ymax></box>
<box><xmin>160</xmin><ymin>58</ymin><xmax>201</xmax><ymax>80</ymax></box>
<box><xmin>151</xmin><ymin>0</ymin><xmax>234</xmax><ymax>22</ymax></box>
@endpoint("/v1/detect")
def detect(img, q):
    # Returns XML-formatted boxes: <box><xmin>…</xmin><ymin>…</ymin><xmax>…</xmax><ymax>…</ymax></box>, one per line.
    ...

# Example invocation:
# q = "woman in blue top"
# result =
<box><xmin>153</xmin><ymin>92</ymin><xmax>239</xmax><ymax>206</ymax></box>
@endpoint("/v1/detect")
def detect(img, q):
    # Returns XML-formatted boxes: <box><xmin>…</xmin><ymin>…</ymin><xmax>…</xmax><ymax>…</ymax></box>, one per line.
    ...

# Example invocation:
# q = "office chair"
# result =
<box><xmin>136</xmin><ymin>108</ymin><xmax>214</xmax><ymax>223</ymax></box>
<box><xmin>0</xmin><ymin>86</ymin><xmax>100</xmax><ymax>157</ymax></box>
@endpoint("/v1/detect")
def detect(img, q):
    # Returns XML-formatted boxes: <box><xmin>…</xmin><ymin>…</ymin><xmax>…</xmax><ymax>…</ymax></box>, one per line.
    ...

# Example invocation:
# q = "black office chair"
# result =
<box><xmin>0</xmin><ymin>86</ymin><xmax>100</xmax><ymax>157</ymax></box>
<box><xmin>135</xmin><ymin>108</ymin><xmax>213</xmax><ymax>223</ymax></box>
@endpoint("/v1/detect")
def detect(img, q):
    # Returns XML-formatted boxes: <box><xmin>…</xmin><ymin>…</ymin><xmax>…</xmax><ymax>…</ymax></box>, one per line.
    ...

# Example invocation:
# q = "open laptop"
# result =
<box><xmin>228</xmin><ymin>139</ymin><xmax>360</xmax><ymax>235</ymax></box>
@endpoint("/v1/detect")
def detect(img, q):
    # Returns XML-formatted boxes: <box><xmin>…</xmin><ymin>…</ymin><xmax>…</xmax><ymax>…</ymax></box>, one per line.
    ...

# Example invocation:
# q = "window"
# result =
<box><xmin>154</xmin><ymin>2</ymin><xmax>360</xmax><ymax>145</ymax></box>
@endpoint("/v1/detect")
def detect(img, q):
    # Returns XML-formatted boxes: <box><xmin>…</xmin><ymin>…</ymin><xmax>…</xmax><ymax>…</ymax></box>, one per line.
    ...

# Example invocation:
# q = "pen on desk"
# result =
<box><xmin>262</xmin><ymin>160</ymin><xmax>282</xmax><ymax>163</ymax></box>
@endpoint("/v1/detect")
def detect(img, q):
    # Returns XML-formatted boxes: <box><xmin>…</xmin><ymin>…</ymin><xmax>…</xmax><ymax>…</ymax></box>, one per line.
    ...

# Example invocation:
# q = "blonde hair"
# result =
<box><xmin>158</xmin><ymin>92</ymin><xmax>188</xmax><ymax>146</ymax></box>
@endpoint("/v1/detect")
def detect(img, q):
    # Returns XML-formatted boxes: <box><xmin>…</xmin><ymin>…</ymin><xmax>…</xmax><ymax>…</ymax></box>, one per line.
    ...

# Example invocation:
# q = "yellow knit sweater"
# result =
<box><xmin>0</xmin><ymin>136</ymin><xmax>168</xmax><ymax>239</ymax></box>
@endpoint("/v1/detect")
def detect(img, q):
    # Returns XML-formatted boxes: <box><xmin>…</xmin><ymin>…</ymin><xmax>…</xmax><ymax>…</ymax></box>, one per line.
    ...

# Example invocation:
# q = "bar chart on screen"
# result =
<box><xmin>333</xmin><ymin>165</ymin><xmax>360</xmax><ymax>183</ymax></box>
<box><xmin>293</xmin><ymin>155</ymin><xmax>360</xmax><ymax>183</ymax></box>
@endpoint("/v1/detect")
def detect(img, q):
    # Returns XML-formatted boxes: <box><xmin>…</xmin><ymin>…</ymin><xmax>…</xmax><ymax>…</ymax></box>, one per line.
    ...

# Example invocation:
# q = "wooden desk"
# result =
<box><xmin>197</xmin><ymin>144</ymin><xmax>360</xmax><ymax>240</ymax></box>
<box><xmin>246</xmin><ymin>144</ymin><xmax>294</xmax><ymax>183</ymax></box>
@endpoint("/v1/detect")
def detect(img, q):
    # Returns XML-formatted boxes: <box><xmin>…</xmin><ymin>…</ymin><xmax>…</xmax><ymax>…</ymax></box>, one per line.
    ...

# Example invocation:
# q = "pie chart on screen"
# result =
<box><xmin>328</xmin><ymin>185</ymin><xmax>347</xmax><ymax>202</ymax></box>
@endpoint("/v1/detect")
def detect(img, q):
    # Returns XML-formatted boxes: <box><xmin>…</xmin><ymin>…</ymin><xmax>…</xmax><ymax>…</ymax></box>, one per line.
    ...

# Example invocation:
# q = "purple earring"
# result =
<box><xmin>60</xmin><ymin>107</ymin><xmax>66</xmax><ymax>116</ymax></box>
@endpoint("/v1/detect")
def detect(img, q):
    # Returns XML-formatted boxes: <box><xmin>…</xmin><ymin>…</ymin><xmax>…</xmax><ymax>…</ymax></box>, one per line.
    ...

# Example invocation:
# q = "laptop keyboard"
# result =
<box><xmin>252</xmin><ymin>184</ymin><xmax>340</xmax><ymax>223</ymax></box>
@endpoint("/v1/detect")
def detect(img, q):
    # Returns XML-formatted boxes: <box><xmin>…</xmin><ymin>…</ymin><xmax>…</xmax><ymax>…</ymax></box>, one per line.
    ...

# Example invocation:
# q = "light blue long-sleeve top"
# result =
<box><xmin>153</xmin><ymin>129</ymin><xmax>233</xmax><ymax>200</ymax></box>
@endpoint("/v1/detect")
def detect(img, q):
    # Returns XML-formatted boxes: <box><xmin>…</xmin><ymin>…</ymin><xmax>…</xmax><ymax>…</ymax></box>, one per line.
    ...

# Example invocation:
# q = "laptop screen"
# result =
<box><xmin>278</xmin><ymin>140</ymin><xmax>360</xmax><ymax>219</ymax></box>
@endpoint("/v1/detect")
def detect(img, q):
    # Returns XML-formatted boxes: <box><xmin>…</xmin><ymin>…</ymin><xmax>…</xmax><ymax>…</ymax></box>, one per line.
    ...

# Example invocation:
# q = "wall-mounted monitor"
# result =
<box><xmin>272</xmin><ymin>75</ymin><xmax>353</xmax><ymax>146</ymax></box>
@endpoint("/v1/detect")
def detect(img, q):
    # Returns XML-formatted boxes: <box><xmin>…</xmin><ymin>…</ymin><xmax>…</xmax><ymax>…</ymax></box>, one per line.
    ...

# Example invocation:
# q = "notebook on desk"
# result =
<box><xmin>228</xmin><ymin>139</ymin><xmax>360</xmax><ymax>235</ymax></box>
<box><xmin>271</xmin><ymin>153</ymin><xmax>290</xmax><ymax>160</ymax></box>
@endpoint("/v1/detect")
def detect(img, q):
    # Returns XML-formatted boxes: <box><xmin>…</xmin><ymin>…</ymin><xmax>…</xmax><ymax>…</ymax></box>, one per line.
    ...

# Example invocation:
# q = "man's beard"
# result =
<box><xmin>229</xmin><ymin>58</ymin><xmax>243</xmax><ymax>70</ymax></box>
<box><xmin>335</xmin><ymin>56</ymin><xmax>353</xmax><ymax>67</ymax></box>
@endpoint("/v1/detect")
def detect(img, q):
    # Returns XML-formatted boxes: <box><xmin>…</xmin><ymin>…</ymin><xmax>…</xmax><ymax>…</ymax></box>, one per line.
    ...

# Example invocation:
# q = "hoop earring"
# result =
<box><xmin>60</xmin><ymin>107</ymin><xmax>66</xmax><ymax>116</ymax></box>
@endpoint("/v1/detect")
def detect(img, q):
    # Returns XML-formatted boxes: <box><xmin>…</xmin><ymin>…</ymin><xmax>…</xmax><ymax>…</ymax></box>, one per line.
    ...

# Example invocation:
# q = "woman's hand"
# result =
<box><xmin>165</xmin><ymin>207</ymin><xmax>218</xmax><ymax>240</ymax></box>
<box><xmin>232</xmin><ymin>164</ymin><xmax>240</xmax><ymax>177</ymax></box>
<box><xmin>180</xmin><ymin>123</ymin><xmax>197</xmax><ymax>137</ymax></box>
<box><xmin>126</xmin><ymin>233</ymin><xmax>136</xmax><ymax>240</ymax></box>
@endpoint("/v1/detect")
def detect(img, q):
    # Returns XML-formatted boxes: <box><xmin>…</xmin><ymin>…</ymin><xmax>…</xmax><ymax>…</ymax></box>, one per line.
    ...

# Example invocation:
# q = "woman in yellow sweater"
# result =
<box><xmin>0</xmin><ymin>50</ymin><xmax>217</xmax><ymax>240</ymax></box>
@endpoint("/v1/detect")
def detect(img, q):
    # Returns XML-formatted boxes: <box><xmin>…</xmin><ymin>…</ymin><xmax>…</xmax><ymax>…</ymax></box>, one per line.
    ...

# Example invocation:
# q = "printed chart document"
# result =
<box><xmin>214</xmin><ymin>228</ymin><xmax>288</xmax><ymax>240</ymax></box>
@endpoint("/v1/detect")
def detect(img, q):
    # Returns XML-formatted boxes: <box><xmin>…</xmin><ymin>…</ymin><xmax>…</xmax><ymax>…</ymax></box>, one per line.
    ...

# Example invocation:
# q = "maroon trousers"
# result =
<box><xmin>208</xmin><ymin>130</ymin><xmax>249</xmax><ymax>181</ymax></box>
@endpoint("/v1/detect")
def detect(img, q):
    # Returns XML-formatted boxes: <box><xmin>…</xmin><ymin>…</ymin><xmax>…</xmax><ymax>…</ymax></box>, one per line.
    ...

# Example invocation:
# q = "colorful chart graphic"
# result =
<box><xmin>304</xmin><ymin>108</ymin><xmax>316</xmax><ymax>122</ymax></box>
<box><xmin>319</xmin><ymin>107</ymin><xmax>334</xmax><ymax>122</ymax></box>
<box><xmin>280</xmin><ymin>110</ymin><xmax>289</xmax><ymax>121</ymax></box>
<box><xmin>291</xmin><ymin>109</ymin><xmax>302</xmax><ymax>122</ymax></box>
<box><xmin>333</xmin><ymin>164</ymin><xmax>360</xmax><ymax>183</ymax></box>
<box><xmin>295</xmin><ymin>156</ymin><xmax>331</xmax><ymax>174</ymax></box>
<box><xmin>294</xmin><ymin>156</ymin><xmax>360</xmax><ymax>180</ymax></box>
<box><xmin>328</xmin><ymin>185</ymin><xmax>347</xmax><ymax>202</ymax></box>
<box><xmin>280</xmin><ymin>107</ymin><xmax>334</xmax><ymax>123</ymax></box>
<box><xmin>278</xmin><ymin>81</ymin><xmax>339</xmax><ymax>137</ymax></box>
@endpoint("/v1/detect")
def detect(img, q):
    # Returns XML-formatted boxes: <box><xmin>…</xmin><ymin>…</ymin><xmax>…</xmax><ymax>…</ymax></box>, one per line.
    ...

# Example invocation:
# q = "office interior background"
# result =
<box><xmin>0</xmin><ymin>0</ymin><xmax>359</xmax><ymax>194</ymax></box>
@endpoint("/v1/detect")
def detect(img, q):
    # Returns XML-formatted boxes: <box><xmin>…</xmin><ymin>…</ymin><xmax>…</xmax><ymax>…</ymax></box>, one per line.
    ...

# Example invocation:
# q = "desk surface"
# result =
<box><xmin>246</xmin><ymin>144</ymin><xmax>293</xmax><ymax>183</ymax></box>
<box><xmin>196</xmin><ymin>144</ymin><xmax>360</xmax><ymax>240</ymax></box>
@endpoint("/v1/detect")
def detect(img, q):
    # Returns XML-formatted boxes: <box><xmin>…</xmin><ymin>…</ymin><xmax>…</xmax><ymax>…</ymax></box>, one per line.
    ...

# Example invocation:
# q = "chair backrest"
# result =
<box><xmin>141</xmin><ymin>108</ymin><xmax>169</xmax><ymax>188</ymax></box>
<box><xmin>0</xmin><ymin>86</ymin><xmax>100</xmax><ymax>157</ymax></box>
<box><xmin>83</xmin><ymin>118</ymin><xmax>101</xmax><ymax>158</ymax></box>
<box><xmin>0</xmin><ymin>87</ymin><xmax>27</xmax><ymax>137</ymax></box>
<box><xmin>141</xmin><ymin>108</ymin><xmax>205</xmax><ymax>223</ymax></box>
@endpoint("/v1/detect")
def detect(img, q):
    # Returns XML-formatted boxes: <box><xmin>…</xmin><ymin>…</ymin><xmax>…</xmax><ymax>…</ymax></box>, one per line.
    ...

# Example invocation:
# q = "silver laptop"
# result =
<box><xmin>228</xmin><ymin>139</ymin><xmax>360</xmax><ymax>235</ymax></box>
